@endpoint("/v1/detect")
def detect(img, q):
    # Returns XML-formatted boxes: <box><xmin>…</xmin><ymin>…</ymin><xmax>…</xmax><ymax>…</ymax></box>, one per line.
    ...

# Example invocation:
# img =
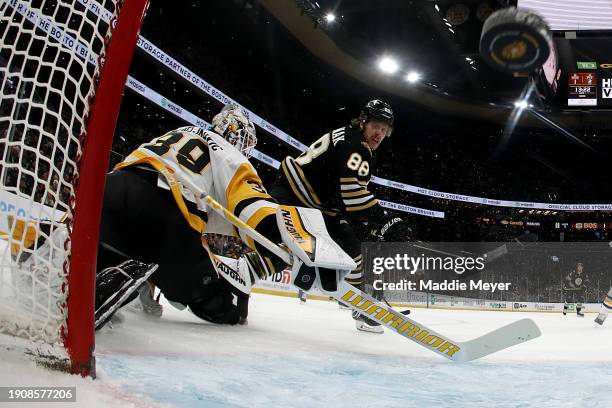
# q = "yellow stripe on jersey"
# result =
<box><xmin>225</xmin><ymin>163</ymin><xmax>271</xmax><ymax>215</ymax></box>
<box><xmin>291</xmin><ymin>160</ymin><xmax>322</xmax><ymax>205</ymax></box>
<box><xmin>346</xmin><ymin>198</ymin><xmax>379</xmax><ymax>212</ymax></box>
<box><xmin>282</xmin><ymin>160</ymin><xmax>312</xmax><ymax>208</ymax></box>
<box><xmin>224</xmin><ymin>162</ymin><xmax>278</xmax><ymax>249</ymax></box>
<box><xmin>341</xmin><ymin>189</ymin><xmax>372</xmax><ymax>198</ymax></box>
<box><xmin>281</xmin><ymin>160</ymin><xmax>335</xmax><ymax>216</ymax></box>
<box><xmin>282</xmin><ymin>159</ymin><xmax>322</xmax><ymax>208</ymax></box>
<box><xmin>340</xmin><ymin>177</ymin><xmax>368</xmax><ymax>186</ymax></box>
<box><xmin>115</xmin><ymin>151</ymin><xmax>207</xmax><ymax>233</ymax></box>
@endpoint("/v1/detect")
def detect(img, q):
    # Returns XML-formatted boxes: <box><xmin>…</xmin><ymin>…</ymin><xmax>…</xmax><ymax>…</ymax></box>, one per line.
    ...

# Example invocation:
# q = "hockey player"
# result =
<box><xmin>269</xmin><ymin>100</ymin><xmax>414</xmax><ymax>333</ymax></box>
<box><xmin>563</xmin><ymin>262</ymin><xmax>590</xmax><ymax>317</ymax></box>
<box><xmin>595</xmin><ymin>286</ymin><xmax>612</xmax><ymax>325</ymax></box>
<box><xmin>95</xmin><ymin>104</ymin><xmax>292</xmax><ymax>329</ymax></box>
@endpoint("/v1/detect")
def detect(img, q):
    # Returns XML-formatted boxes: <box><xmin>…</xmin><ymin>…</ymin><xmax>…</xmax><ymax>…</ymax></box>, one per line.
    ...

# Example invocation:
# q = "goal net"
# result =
<box><xmin>0</xmin><ymin>0</ymin><xmax>146</xmax><ymax>375</ymax></box>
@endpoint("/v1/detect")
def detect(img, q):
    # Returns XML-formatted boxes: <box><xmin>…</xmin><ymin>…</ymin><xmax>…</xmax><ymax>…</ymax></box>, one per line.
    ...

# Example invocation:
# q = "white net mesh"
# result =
<box><xmin>0</xmin><ymin>0</ymin><xmax>120</xmax><ymax>356</ymax></box>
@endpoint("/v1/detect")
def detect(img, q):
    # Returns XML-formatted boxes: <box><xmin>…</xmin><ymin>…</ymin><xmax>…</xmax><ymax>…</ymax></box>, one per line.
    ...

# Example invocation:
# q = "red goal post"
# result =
<box><xmin>0</xmin><ymin>0</ymin><xmax>149</xmax><ymax>377</ymax></box>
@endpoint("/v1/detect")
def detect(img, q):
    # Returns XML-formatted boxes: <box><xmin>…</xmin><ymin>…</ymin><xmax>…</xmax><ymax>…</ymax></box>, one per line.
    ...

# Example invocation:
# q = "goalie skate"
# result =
<box><xmin>137</xmin><ymin>282</ymin><xmax>163</xmax><ymax>317</ymax></box>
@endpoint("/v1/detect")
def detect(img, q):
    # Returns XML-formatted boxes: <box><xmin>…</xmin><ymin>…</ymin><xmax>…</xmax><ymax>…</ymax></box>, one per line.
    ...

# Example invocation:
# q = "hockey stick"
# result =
<box><xmin>203</xmin><ymin>195</ymin><xmax>541</xmax><ymax>362</ymax></box>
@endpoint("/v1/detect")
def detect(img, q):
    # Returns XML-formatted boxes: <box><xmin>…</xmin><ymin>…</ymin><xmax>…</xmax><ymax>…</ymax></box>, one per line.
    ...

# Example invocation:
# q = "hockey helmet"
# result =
<box><xmin>212</xmin><ymin>104</ymin><xmax>257</xmax><ymax>158</ymax></box>
<box><xmin>359</xmin><ymin>99</ymin><xmax>394</xmax><ymax>137</ymax></box>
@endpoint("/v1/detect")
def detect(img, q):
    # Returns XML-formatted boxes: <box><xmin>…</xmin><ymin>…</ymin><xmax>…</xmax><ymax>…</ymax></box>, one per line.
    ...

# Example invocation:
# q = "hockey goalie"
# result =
<box><xmin>94</xmin><ymin>104</ymin><xmax>354</xmax><ymax>329</ymax></box>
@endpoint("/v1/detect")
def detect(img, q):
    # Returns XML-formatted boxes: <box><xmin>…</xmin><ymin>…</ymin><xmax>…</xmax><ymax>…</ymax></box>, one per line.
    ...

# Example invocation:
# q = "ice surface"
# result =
<box><xmin>1</xmin><ymin>293</ymin><xmax>611</xmax><ymax>407</ymax></box>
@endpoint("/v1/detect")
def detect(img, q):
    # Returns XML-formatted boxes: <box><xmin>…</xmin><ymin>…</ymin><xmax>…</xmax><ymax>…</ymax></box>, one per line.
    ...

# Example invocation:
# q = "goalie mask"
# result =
<box><xmin>211</xmin><ymin>104</ymin><xmax>257</xmax><ymax>158</ymax></box>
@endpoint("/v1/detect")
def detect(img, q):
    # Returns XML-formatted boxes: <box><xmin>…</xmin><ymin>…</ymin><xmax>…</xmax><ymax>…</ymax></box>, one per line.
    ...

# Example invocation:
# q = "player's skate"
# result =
<box><xmin>576</xmin><ymin>303</ymin><xmax>584</xmax><ymax>317</ymax></box>
<box><xmin>350</xmin><ymin>283</ymin><xmax>385</xmax><ymax>333</ymax></box>
<box><xmin>352</xmin><ymin>310</ymin><xmax>384</xmax><ymax>334</ymax></box>
<box><xmin>95</xmin><ymin>260</ymin><xmax>158</xmax><ymax>330</ymax></box>
<box><xmin>338</xmin><ymin>301</ymin><xmax>351</xmax><ymax>310</ymax></box>
<box><xmin>137</xmin><ymin>281</ymin><xmax>163</xmax><ymax>317</ymax></box>
<box><xmin>563</xmin><ymin>301</ymin><xmax>570</xmax><ymax>316</ymax></box>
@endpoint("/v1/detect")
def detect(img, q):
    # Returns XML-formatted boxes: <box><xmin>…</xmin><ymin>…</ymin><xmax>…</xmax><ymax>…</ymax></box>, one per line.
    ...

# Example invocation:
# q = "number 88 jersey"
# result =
<box><xmin>280</xmin><ymin>125</ymin><xmax>382</xmax><ymax>221</ymax></box>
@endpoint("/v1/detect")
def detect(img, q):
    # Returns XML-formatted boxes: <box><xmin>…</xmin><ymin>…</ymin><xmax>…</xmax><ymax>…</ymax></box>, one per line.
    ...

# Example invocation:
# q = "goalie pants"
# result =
<box><xmin>269</xmin><ymin>178</ymin><xmax>364</xmax><ymax>288</ymax></box>
<box><xmin>98</xmin><ymin>167</ymin><xmax>247</xmax><ymax>324</ymax></box>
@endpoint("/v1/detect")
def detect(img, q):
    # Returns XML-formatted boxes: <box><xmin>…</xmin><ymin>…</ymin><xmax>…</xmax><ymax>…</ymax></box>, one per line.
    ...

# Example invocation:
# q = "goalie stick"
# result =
<box><xmin>203</xmin><ymin>195</ymin><xmax>541</xmax><ymax>362</ymax></box>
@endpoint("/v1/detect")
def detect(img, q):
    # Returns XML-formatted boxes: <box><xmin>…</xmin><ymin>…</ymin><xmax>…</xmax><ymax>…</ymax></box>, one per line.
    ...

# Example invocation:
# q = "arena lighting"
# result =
<box><xmin>514</xmin><ymin>100</ymin><xmax>529</xmax><ymax>109</ymax></box>
<box><xmin>406</xmin><ymin>72</ymin><xmax>421</xmax><ymax>83</ymax></box>
<box><xmin>435</xmin><ymin>4</ymin><xmax>440</xmax><ymax>11</ymax></box>
<box><xmin>378</xmin><ymin>56</ymin><xmax>399</xmax><ymax>74</ymax></box>
<box><xmin>324</xmin><ymin>12</ymin><xmax>335</xmax><ymax>22</ymax></box>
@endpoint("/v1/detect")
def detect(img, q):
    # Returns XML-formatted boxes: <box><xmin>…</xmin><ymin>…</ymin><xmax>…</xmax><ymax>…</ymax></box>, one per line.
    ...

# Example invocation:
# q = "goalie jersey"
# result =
<box><xmin>115</xmin><ymin>126</ymin><xmax>278</xmax><ymax>251</ymax></box>
<box><xmin>279</xmin><ymin>124</ymin><xmax>385</xmax><ymax>223</ymax></box>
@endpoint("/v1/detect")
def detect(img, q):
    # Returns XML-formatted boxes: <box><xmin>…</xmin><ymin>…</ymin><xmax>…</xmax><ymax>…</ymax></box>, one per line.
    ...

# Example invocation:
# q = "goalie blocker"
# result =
<box><xmin>276</xmin><ymin>205</ymin><xmax>356</xmax><ymax>292</ymax></box>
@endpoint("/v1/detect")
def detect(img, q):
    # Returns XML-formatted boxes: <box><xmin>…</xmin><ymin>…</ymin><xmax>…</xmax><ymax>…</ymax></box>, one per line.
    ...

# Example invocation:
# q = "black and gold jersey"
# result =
<box><xmin>279</xmin><ymin>125</ymin><xmax>385</xmax><ymax>222</ymax></box>
<box><xmin>564</xmin><ymin>270</ymin><xmax>590</xmax><ymax>291</ymax></box>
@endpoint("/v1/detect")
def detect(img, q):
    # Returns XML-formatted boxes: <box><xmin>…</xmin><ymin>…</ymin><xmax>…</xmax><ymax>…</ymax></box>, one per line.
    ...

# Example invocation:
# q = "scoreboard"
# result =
<box><xmin>566</xmin><ymin>64</ymin><xmax>612</xmax><ymax>108</ymax></box>
<box><xmin>567</xmin><ymin>72</ymin><xmax>597</xmax><ymax>106</ymax></box>
<box><xmin>563</xmin><ymin>40</ymin><xmax>612</xmax><ymax>109</ymax></box>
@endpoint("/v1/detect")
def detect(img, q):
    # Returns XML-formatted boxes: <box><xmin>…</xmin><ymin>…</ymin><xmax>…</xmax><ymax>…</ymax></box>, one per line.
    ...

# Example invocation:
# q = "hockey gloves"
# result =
<box><xmin>378</xmin><ymin>217</ymin><xmax>414</xmax><ymax>242</ymax></box>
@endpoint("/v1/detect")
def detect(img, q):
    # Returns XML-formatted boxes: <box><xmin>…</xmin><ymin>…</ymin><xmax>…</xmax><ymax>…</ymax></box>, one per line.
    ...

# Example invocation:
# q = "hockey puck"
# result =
<box><xmin>479</xmin><ymin>7</ymin><xmax>552</xmax><ymax>74</ymax></box>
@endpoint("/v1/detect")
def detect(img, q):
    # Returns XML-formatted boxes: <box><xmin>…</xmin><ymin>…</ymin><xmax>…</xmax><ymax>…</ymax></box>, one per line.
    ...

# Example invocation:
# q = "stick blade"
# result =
<box><xmin>455</xmin><ymin>318</ymin><xmax>541</xmax><ymax>362</ymax></box>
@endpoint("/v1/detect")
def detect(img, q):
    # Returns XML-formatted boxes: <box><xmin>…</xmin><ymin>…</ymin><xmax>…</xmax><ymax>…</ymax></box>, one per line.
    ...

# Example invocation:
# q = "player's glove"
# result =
<box><xmin>378</xmin><ymin>217</ymin><xmax>414</xmax><ymax>242</ymax></box>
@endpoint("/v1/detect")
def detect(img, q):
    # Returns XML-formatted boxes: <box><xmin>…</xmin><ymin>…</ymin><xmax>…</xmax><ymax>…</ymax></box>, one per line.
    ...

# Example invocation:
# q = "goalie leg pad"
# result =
<box><xmin>95</xmin><ymin>260</ymin><xmax>158</xmax><ymax>330</ymax></box>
